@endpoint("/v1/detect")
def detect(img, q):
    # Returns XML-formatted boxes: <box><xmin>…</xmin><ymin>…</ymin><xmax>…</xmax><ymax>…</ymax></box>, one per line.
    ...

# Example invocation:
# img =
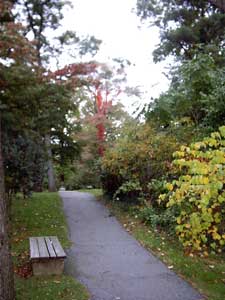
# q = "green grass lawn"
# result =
<box><xmin>78</xmin><ymin>189</ymin><xmax>103</xmax><ymax>197</ymax></box>
<box><xmin>94</xmin><ymin>192</ymin><xmax>225</xmax><ymax>300</ymax></box>
<box><xmin>11</xmin><ymin>192</ymin><xmax>89</xmax><ymax>300</ymax></box>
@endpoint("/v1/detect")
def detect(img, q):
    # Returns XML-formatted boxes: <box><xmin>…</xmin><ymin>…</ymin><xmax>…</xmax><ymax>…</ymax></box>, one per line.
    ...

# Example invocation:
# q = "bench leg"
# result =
<box><xmin>32</xmin><ymin>259</ymin><xmax>65</xmax><ymax>276</ymax></box>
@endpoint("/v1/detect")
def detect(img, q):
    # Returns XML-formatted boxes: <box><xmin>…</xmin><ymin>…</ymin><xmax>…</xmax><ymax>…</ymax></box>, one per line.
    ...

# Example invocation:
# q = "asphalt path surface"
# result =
<box><xmin>60</xmin><ymin>191</ymin><xmax>203</xmax><ymax>300</ymax></box>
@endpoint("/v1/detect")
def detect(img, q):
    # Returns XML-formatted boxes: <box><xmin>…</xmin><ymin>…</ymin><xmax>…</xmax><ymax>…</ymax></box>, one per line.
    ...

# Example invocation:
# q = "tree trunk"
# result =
<box><xmin>45</xmin><ymin>134</ymin><xmax>56</xmax><ymax>192</ymax></box>
<box><xmin>0</xmin><ymin>113</ymin><xmax>15</xmax><ymax>300</ymax></box>
<box><xmin>208</xmin><ymin>0</ymin><xmax>225</xmax><ymax>12</ymax></box>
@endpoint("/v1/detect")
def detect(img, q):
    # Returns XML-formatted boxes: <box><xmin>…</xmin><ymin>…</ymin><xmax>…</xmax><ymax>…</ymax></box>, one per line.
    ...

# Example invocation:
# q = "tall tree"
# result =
<box><xmin>73</xmin><ymin>59</ymin><xmax>132</xmax><ymax>156</ymax></box>
<box><xmin>20</xmin><ymin>0</ymin><xmax>71</xmax><ymax>66</ymax></box>
<box><xmin>136</xmin><ymin>0</ymin><xmax>225</xmax><ymax>62</ymax></box>
<box><xmin>16</xmin><ymin>0</ymin><xmax>72</xmax><ymax>191</ymax></box>
<box><xmin>0</xmin><ymin>0</ymin><xmax>35</xmax><ymax>298</ymax></box>
<box><xmin>0</xmin><ymin>114</ymin><xmax>15</xmax><ymax>300</ymax></box>
<box><xmin>17</xmin><ymin>0</ymin><xmax>101</xmax><ymax>191</ymax></box>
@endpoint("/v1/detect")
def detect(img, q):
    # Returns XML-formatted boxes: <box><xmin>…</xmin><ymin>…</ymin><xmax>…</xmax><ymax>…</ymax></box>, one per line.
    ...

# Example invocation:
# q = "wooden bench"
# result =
<box><xmin>29</xmin><ymin>236</ymin><xmax>66</xmax><ymax>276</ymax></box>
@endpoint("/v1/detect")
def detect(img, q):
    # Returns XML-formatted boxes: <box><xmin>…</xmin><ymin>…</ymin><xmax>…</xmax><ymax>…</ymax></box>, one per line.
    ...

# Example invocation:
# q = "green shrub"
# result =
<box><xmin>147</xmin><ymin>178</ymin><xmax>168</xmax><ymax>206</ymax></box>
<box><xmin>113</xmin><ymin>180</ymin><xmax>143</xmax><ymax>203</ymax></box>
<box><xmin>139</xmin><ymin>206</ymin><xmax>177</xmax><ymax>231</ymax></box>
<box><xmin>160</xmin><ymin>126</ymin><xmax>225</xmax><ymax>253</ymax></box>
<box><xmin>101</xmin><ymin>124</ymin><xmax>178</xmax><ymax>200</ymax></box>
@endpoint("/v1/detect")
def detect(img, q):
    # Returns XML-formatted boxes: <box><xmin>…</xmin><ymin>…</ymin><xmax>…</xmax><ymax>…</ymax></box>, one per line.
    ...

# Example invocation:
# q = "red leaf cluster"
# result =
<box><xmin>51</xmin><ymin>62</ymin><xmax>98</xmax><ymax>79</ymax></box>
<box><xmin>94</xmin><ymin>88</ymin><xmax>113</xmax><ymax>156</ymax></box>
<box><xmin>0</xmin><ymin>0</ymin><xmax>13</xmax><ymax>17</ymax></box>
<box><xmin>0</xmin><ymin>2</ymin><xmax>37</xmax><ymax>64</ymax></box>
<box><xmin>14</xmin><ymin>262</ymin><xmax>32</xmax><ymax>279</ymax></box>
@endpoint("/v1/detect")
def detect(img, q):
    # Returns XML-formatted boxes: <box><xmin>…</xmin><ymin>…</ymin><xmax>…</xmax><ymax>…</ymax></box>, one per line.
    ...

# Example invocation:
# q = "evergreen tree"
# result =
<box><xmin>209</xmin><ymin>0</ymin><xmax>225</xmax><ymax>12</ymax></box>
<box><xmin>145</xmin><ymin>52</ymin><xmax>225</xmax><ymax>130</ymax></box>
<box><xmin>136</xmin><ymin>0</ymin><xmax>225</xmax><ymax>63</ymax></box>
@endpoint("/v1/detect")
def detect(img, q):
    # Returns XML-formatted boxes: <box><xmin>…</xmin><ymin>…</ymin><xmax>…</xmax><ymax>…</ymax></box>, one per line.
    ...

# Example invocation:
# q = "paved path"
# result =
<box><xmin>60</xmin><ymin>191</ymin><xmax>203</xmax><ymax>300</ymax></box>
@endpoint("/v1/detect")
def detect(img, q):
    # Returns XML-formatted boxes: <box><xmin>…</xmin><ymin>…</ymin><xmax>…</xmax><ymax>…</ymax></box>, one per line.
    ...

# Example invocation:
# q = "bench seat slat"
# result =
<box><xmin>30</xmin><ymin>237</ymin><xmax>39</xmax><ymax>259</ymax></box>
<box><xmin>37</xmin><ymin>237</ymin><xmax>49</xmax><ymax>258</ymax></box>
<box><xmin>50</xmin><ymin>236</ymin><xmax>66</xmax><ymax>258</ymax></box>
<box><xmin>45</xmin><ymin>237</ymin><xmax>57</xmax><ymax>258</ymax></box>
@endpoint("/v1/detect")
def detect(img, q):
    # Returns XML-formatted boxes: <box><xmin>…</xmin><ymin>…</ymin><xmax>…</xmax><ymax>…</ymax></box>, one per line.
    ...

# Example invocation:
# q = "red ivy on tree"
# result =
<box><xmin>50</xmin><ymin>62</ymin><xmax>124</xmax><ymax>157</ymax></box>
<box><xmin>95</xmin><ymin>88</ymin><xmax>112</xmax><ymax>156</ymax></box>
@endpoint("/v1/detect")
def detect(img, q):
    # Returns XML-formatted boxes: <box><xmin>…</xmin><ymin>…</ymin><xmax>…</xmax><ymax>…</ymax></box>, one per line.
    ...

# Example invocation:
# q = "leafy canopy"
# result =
<box><xmin>145</xmin><ymin>52</ymin><xmax>225</xmax><ymax>130</ymax></box>
<box><xmin>136</xmin><ymin>0</ymin><xmax>225</xmax><ymax>62</ymax></box>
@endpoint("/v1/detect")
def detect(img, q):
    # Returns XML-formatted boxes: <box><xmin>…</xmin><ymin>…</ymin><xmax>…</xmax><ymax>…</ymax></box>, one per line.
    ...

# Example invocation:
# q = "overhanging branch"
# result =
<box><xmin>208</xmin><ymin>0</ymin><xmax>225</xmax><ymax>12</ymax></box>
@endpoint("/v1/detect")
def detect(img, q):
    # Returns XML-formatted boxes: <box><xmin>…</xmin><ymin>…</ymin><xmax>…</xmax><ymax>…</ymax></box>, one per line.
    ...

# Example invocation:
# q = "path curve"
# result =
<box><xmin>60</xmin><ymin>191</ymin><xmax>202</xmax><ymax>300</ymax></box>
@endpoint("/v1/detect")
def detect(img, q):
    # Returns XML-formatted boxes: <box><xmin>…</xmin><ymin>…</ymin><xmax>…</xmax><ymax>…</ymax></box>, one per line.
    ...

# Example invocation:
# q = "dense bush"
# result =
<box><xmin>139</xmin><ymin>206</ymin><xmax>178</xmax><ymax>232</ymax></box>
<box><xmin>160</xmin><ymin>126</ymin><xmax>225</xmax><ymax>253</ymax></box>
<box><xmin>147</xmin><ymin>178</ymin><xmax>168</xmax><ymax>206</ymax></box>
<box><xmin>101</xmin><ymin>124</ymin><xmax>178</xmax><ymax>200</ymax></box>
<box><xmin>113</xmin><ymin>180</ymin><xmax>143</xmax><ymax>203</ymax></box>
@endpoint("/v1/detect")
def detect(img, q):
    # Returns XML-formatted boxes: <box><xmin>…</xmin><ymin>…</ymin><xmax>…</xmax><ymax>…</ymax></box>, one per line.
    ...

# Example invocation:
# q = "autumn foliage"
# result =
<box><xmin>160</xmin><ymin>126</ymin><xmax>225</xmax><ymax>253</ymax></box>
<box><xmin>94</xmin><ymin>88</ymin><xmax>112</xmax><ymax>156</ymax></box>
<box><xmin>50</xmin><ymin>62</ymin><xmax>115</xmax><ymax>156</ymax></box>
<box><xmin>101</xmin><ymin>124</ymin><xmax>178</xmax><ymax>198</ymax></box>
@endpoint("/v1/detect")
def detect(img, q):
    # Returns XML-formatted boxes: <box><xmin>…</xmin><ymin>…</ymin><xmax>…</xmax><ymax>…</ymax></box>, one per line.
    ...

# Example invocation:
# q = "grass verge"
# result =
<box><xmin>11</xmin><ymin>192</ymin><xmax>89</xmax><ymax>300</ymax></box>
<box><xmin>93</xmin><ymin>190</ymin><xmax>225</xmax><ymax>300</ymax></box>
<box><xmin>78</xmin><ymin>189</ymin><xmax>103</xmax><ymax>198</ymax></box>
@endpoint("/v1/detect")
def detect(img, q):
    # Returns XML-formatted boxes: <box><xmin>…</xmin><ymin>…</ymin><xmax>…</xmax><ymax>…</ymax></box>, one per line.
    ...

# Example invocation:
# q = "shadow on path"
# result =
<box><xmin>60</xmin><ymin>191</ymin><xmax>203</xmax><ymax>300</ymax></box>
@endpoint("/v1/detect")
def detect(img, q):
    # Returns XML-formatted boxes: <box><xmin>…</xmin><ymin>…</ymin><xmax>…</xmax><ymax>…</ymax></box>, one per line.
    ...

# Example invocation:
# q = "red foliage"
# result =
<box><xmin>47</xmin><ymin>62</ymin><xmax>102</xmax><ymax>91</ymax></box>
<box><xmin>0</xmin><ymin>0</ymin><xmax>13</xmax><ymax>17</ymax></box>
<box><xmin>51</xmin><ymin>62</ymin><xmax>121</xmax><ymax>157</ymax></box>
<box><xmin>0</xmin><ymin>1</ymin><xmax>37</xmax><ymax>64</ymax></box>
<box><xmin>94</xmin><ymin>87</ymin><xmax>112</xmax><ymax>156</ymax></box>
<box><xmin>52</xmin><ymin>62</ymin><xmax>99</xmax><ymax>79</ymax></box>
<box><xmin>96</xmin><ymin>88</ymin><xmax>103</xmax><ymax>111</ymax></box>
<box><xmin>14</xmin><ymin>262</ymin><xmax>32</xmax><ymax>279</ymax></box>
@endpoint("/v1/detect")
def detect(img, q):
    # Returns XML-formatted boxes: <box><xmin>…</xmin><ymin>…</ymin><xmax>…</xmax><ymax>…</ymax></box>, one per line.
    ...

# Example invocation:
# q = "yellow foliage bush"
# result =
<box><xmin>160</xmin><ymin>126</ymin><xmax>225</xmax><ymax>253</ymax></box>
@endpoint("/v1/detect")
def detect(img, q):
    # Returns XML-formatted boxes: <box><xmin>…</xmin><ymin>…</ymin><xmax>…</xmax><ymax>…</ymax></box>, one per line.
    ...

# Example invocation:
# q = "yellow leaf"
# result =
<box><xmin>212</xmin><ymin>232</ymin><xmax>221</xmax><ymax>240</ymax></box>
<box><xmin>166</xmin><ymin>183</ymin><xmax>173</xmax><ymax>191</ymax></box>
<box><xmin>177</xmin><ymin>217</ymin><xmax>181</xmax><ymax>224</ymax></box>
<box><xmin>202</xmin><ymin>177</ymin><xmax>209</xmax><ymax>185</ymax></box>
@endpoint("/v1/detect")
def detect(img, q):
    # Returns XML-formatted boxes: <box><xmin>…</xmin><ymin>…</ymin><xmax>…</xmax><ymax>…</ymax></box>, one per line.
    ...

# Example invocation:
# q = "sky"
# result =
<box><xmin>61</xmin><ymin>0</ymin><xmax>170</xmax><ymax>114</ymax></box>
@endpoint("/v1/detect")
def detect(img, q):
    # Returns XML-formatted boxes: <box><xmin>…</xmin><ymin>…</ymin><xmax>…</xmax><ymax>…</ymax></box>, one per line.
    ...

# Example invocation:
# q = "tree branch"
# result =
<box><xmin>208</xmin><ymin>0</ymin><xmax>225</xmax><ymax>12</ymax></box>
